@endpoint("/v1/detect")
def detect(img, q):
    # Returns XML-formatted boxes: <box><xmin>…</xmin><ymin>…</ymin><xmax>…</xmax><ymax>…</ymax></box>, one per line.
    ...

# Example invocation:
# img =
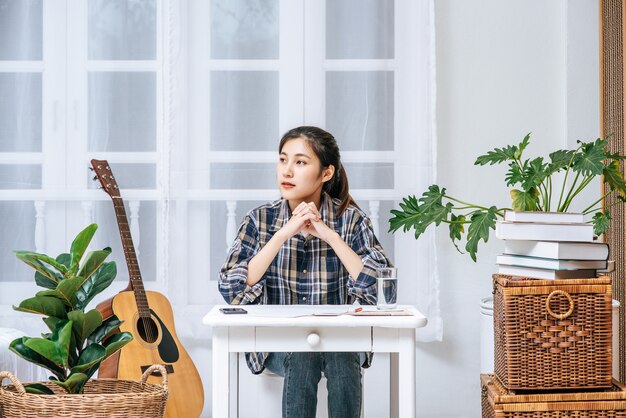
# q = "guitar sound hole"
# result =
<box><xmin>136</xmin><ymin>316</ymin><xmax>159</xmax><ymax>343</ymax></box>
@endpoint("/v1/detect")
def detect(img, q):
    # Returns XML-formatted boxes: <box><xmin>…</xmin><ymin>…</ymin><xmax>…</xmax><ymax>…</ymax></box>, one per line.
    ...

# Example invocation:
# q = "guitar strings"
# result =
<box><xmin>117</xmin><ymin>203</ymin><xmax>155</xmax><ymax>343</ymax></box>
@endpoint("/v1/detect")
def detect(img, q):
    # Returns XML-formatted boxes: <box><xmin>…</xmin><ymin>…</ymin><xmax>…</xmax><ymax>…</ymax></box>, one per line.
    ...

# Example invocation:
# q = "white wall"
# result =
<box><xmin>421</xmin><ymin>1</ymin><xmax>599</xmax><ymax>416</ymax></box>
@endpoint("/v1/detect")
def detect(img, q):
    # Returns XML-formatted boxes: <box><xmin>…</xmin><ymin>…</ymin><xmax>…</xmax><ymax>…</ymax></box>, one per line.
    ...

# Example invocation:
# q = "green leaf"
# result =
<box><xmin>388</xmin><ymin>186</ymin><xmax>452</xmax><ymax>240</ymax></box>
<box><xmin>547</xmin><ymin>149</ymin><xmax>576</xmax><ymax>175</ymax></box>
<box><xmin>505</xmin><ymin>162</ymin><xmax>523</xmax><ymax>187</ymax></box>
<box><xmin>67</xmin><ymin>309</ymin><xmax>103</xmax><ymax>350</ymax></box>
<box><xmin>35</xmin><ymin>271</ymin><xmax>58</xmax><ymax>290</ymax></box>
<box><xmin>36</xmin><ymin>276</ymin><xmax>84</xmax><ymax>308</ymax></box>
<box><xmin>514</xmin><ymin>133</ymin><xmax>531</xmax><ymax>159</ymax></box>
<box><xmin>573</xmin><ymin>138</ymin><xmax>607</xmax><ymax>176</ymax></box>
<box><xmin>43</xmin><ymin>316</ymin><xmax>62</xmax><ymax>333</ymax></box>
<box><xmin>23</xmin><ymin>320</ymin><xmax>72</xmax><ymax>369</ymax></box>
<box><xmin>87</xmin><ymin>315</ymin><xmax>124</xmax><ymax>345</ymax></box>
<box><xmin>77</xmin><ymin>248</ymin><xmax>112</xmax><ymax>281</ymax></box>
<box><xmin>9</xmin><ymin>337</ymin><xmax>65</xmax><ymax>380</ymax></box>
<box><xmin>75</xmin><ymin>261</ymin><xmax>117</xmax><ymax>310</ymax></box>
<box><xmin>71</xmin><ymin>343</ymin><xmax>106</xmax><ymax>374</ymax></box>
<box><xmin>50</xmin><ymin>373</ymin><xmax>89</xmax><ymax>394</ymax></box>
<box><xmin>69</xmin><ymin>224</ymin><xmax>98</xmax><ymax>276</ymax></box>
<box><xmin>510</xmin><ymin>188</ymin><xmax>540</xmax><ymax>211</ymax></box>
<box><xmin>521</xmin><ymin>157</ymin><xmax>547</xmax><ymax>191</ymax></box>
<box><xmin>14</xmin><ymin>251</ymin><xmax>62</xmax><ymax>285</ymax></box>
<box><xmin>448</xmin><ymin>214</ymin><xmax>466</xmax><ymax>254</ymax></box>
<box><xmin>448</xmin><ymin>214</ymin><xmax>465</xmax><ymax>241</ymax></box>
<box><xmin>56</xmin><ymin>253</ymin><xmax>71</xmax><ymax>270</ymax></box>
<box><xmin>465</xmin><ymin>208</ymin><xmax>498</xmax><ymax>262</ymax></box>
<box><xmin>102</xmin><ymin>332</ymin><xmax>133</xmax><ymax>359</ymax></box>
<box><xmin>475</xmin><ymin>145</ymin><xmax>519</xmax><ymax>166</ymax></box>
<box><xmin>25</xmin><ymin>252</ymin><xmax>68</xmax><ymax>275</ymax></box>
<box><xmin>24</xmin><ymin>383</ymin><xmax>55</xmax><ymax>395</ymax></box>
<box><xmin>14</xmin><ymin>296</ymin><xmax>67</xmax><ymax>318</ymax></box>
<box><xmin>592</xmin><ymin>211</ymin><xmax>611</xmax><ymax>236</ymax></box>
<box><xmin>603</xmin><ymin>160</ymin><xmax>626</xmax><ymax>198</ymax></box>
<box><xmin>417</xmin><ymin>185</ymin><xmax>446</xmax><ymax>213</ymax></box>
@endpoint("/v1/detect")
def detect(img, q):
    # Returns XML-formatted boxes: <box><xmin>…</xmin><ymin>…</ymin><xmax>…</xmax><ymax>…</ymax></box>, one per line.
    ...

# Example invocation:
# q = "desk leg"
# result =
<box><xmin>213</xmin><ymin>327</ymin><xmax>231</xmax><ymax>418</ymax></box>
<box><xmin>229</xmin><ymin>351</ymin><xmax>239</xmax><ymax>417</ymax></box>
<box><xmin>397</xmin><ymin>328</ymin><xmax>416</xmax><ymax>418</ymax></box>
<box><xmin>390</xmin><ymin>352</ymin><xmax>399</xmax><ymax>418</ymax></box>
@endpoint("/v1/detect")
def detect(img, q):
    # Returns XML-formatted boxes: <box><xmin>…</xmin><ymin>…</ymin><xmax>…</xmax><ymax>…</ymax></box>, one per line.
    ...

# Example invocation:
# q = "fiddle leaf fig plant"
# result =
<box><xmin>9</xmin><ymin>224</ymin><xmax>133</xmax><ymax>394</ymax></box>
<box><xmin>389</xmin><ymin>134</ymin><xmax>626</xmax><ymax>261</ymax></box>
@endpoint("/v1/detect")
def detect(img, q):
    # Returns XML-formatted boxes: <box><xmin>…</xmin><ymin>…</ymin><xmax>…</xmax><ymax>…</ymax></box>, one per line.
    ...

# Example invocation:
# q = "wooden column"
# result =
<box><xmin>600</xmin><ymin>0</ymin><xmax>626</xmax><ymax>383</ymax></box>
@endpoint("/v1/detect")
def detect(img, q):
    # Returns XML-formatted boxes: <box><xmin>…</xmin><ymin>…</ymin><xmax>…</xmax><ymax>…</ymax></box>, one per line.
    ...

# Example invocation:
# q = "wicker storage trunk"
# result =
<box><xmin>493</xmin><ymin>274</ymin><xmax>612</xmax><ymax>390</ymax></box>
<box><xmin>481</xmin><ymin>374</ymin><xmax>626</xmax><ymax>417</ymax></box>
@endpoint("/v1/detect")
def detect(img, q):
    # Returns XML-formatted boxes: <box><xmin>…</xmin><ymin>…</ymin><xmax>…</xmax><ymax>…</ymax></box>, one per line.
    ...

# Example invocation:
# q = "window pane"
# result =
<box><xmin>326</xmin><ymin>71</ymin><xmax>394</xmax><ymax>151</ymax></box>
<box><xmin>88</xmin><ymin>0</ymin><xmax>157</xmax><ymax>60</ymax></box>
<box><xmin>210</xmin><ymin>163</ymin><xmax>275</xmax><ymax>189</ymax></box>
<box><xmin>344</xmin><ymin>163</ymin><xmax>393</xmax><ymax>189</ymax></box>
<box><xmin>0</xmin><ymin>202</ymin><xmax>35</xmax><ymax>282</ymax></box>
<box><xmin>87</xmin><ymin>163</ymin><xmax>156</xmax><ymax>190</ymax></box>
<box><xmin>92</xmin><ymin>200</ymin><xmax>157</xmax><ymax>282</ymax></box>
<box><xmin>89</xmin><ymin>72</ymin><xmax>156</xmax><ymax>152</ymax></box>
<box><xmin>210</xmin><ymin>71</ymin><xmax>278</xmax><ymax>151</ymax></box>
<box><xmin>0</xmin><ymin>165</ymin><xmax>41</xmax><ymax>189</ymax></box>
<box><xmin>326</xmin><ymin>0</ymin><xmax>394</xmax><ymax>59</ymax></box>
<box><xmin>0</xmin><ymin>73</ymin><xmax>41</xmax><ymax>151</ymax></box>
<box><xmin>0</xmin><ymin>0</ymin><xmax>42</xmax><ymax>61</ymax></box>
<box><xmin>206</xmin><ymin>200</ymin><xmax>265</xmax><ymax>288</ymax></box>
<box><xmin>210</xmin><ymin>0</ymin><xmax>279</xmax><ymax>59</ymax></box>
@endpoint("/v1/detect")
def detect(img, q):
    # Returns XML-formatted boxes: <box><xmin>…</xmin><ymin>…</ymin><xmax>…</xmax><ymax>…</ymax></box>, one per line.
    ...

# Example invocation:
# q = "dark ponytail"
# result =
<box><xmin>279</xmin><ymin>126</ymin><xmax>358</xmax><ymax>215</ymax></box>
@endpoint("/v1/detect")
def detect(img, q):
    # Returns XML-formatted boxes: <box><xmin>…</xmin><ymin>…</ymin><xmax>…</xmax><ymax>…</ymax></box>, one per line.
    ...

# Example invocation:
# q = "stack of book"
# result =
<box><xmin>495</xmin><ymin>210</ymin><xmax>610</xmax><ymax>280</ymax></box>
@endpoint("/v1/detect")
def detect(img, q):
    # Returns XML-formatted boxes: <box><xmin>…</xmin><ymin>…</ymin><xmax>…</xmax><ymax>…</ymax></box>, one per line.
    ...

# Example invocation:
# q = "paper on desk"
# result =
<box><xmin>245</xmin><ymin>305</ymin><xmax>349</xmax><ymax>318</ymax></box>
<box><xmin>349</xmin><ymin>309</ymin><xmax>413</xmax><ymax>316</ymax></box>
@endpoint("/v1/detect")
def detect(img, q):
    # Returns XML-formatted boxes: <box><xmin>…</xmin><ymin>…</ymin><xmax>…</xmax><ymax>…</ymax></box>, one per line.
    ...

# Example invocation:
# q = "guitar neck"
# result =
<box><xmin>112</xmin><ymin>197</ymin><xmax>151</xmax><ymax>317</ymax></box>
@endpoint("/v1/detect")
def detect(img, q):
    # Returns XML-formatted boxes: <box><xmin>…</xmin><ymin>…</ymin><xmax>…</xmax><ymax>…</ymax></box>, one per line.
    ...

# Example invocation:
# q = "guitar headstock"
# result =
<box><xmin>90</xmin><ymin>159</ymin><xmax>121</xmax><ymax>197</ymax></box>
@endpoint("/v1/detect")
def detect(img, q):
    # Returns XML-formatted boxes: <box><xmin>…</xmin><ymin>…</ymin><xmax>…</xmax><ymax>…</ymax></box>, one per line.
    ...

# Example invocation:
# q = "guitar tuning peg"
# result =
<box><xmin>88</xmin><ymin>167</ymin><xmax>94</xmax><ymax>172</ymax></box>
<box><xmin>110</xmin><ymin>175</ymin><xmax>115</xmax><ymax>180</ymax></box>
<box><xmin>92</xmin><ymin>175</ymin><xmax>98</xmax><ymax>181</ymax></box>
<box><xmin>97</xmin><ymin>165</ymin><xmax>102</xmax><ymax>170</ymax></box>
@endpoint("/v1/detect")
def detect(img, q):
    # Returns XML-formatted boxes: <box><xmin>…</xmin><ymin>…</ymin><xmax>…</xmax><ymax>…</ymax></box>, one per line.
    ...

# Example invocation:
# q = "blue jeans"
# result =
<box><xmin>265</xmin><ymin>352</ymin><xmax>362</xmax><ymax>418</ymax></box>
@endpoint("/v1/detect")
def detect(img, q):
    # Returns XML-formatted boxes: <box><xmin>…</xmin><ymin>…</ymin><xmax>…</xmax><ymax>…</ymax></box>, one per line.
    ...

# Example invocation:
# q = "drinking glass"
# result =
<box><xmin>377</xmin><ymin>267</ymin><xmax>397</xmax><ymax>310</ymax></box>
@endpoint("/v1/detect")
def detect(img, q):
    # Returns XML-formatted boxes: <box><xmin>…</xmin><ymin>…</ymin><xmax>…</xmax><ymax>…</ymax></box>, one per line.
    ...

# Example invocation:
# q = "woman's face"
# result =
<box><xmin>277</xmin><ymin>137</ymin><xmax>332</xmax><ymax>205</ymax></box>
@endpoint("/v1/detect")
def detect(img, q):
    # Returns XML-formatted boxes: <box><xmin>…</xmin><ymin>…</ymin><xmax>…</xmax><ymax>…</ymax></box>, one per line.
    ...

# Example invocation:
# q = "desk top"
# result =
<box><xmin>203</xmin><ymin>305</ymin><xmax>427</xmax><ymax>329</ymax></box>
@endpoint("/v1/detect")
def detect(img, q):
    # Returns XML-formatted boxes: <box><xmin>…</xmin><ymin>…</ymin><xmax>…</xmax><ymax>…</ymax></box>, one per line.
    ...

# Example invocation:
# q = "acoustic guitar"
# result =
<box><xmin>91</xmin><ymin>159</ymin><xmax>204</xmax><ymax>418</ymax></box>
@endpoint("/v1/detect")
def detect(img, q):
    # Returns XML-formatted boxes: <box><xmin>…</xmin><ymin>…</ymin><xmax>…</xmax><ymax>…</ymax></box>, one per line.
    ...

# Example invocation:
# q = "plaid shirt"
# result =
<box><xmin>218</xmin><ymin>192</ymin><xmax>391</xmax><ymax>374</ymax></box>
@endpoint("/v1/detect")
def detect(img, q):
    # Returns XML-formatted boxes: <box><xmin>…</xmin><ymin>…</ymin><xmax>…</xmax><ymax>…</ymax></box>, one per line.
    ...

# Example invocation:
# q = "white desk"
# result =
<box><xmin>203</xmin><ymin>305</ymin><xmax>427</xmax><ymax>418</ymax></box>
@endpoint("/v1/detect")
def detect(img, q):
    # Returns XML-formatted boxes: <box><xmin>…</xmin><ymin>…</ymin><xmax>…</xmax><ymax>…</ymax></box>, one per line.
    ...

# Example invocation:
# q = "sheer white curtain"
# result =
<box><xmin>164</xmin><ymin>0</ymin><xmax>441</xmax><ymax>342</ymax></box>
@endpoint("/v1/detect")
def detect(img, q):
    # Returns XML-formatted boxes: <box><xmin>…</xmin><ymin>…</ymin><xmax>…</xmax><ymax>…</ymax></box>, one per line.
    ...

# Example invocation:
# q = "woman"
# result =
<box><xmin>219</xmin><ymin>126</ymin><xmax>391</xmax><ymax>418</ymax></box>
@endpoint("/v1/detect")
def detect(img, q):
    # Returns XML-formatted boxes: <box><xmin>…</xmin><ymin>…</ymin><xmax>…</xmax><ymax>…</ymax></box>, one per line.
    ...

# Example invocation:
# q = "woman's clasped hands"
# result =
<box><xmin>282</xmin><ymin>202</ymin><xmax>334</xmax><ymax>242</ymax></box>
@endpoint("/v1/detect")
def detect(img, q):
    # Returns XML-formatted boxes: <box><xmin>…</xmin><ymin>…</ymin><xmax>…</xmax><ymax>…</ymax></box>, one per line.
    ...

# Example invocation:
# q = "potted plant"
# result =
<box><xmin>389</xmin><ymin>134</ymin><xmax>626</xmax><ymax>261</ymax></box>
<box><xmin>7</xmin><ymin>223</ymin><xmax>133</xmax><ymax>394</ymax></box>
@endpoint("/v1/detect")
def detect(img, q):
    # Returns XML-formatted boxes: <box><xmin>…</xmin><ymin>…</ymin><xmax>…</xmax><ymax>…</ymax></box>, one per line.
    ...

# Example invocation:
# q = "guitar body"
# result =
<box><xmin>98</xmin><ymin>291</ymin><xmax>204</xmax><ymax>418</ymax></box>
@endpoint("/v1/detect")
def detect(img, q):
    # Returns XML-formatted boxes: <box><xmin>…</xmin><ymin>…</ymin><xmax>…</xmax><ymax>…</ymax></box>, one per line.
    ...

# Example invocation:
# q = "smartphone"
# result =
<box><xmin>220</xmin><ymin>307</ymin><xmax>247</xmax><ymax>315</ymax></box>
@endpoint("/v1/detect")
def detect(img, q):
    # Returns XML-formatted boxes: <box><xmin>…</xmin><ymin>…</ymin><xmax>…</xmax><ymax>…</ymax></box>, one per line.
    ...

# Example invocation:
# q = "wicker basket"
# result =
<box><xmin>0</xmin><ymin>364</ymin><xmax>168</xmax><ymax>418</ymax></box>
<box><xmin>493</xmin><ymin>274</ymin><xmax>612</xmax><ymax>390</ymax></box>
<box><xmin>481</xmin><ymin>374</ymin><xmax>626</xmax><ymax>417</ymax></box>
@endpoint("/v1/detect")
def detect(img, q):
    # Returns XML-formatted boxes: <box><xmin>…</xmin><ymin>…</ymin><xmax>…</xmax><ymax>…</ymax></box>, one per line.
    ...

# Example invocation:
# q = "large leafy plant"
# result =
<box><xmin>9</xmin><ymin>224</ymin><xmax>133</xmax><ymax>394</ymax></box>
<box><xmin>389</xmin><ymin>134</ymin><xmax>626</xmax><ymax>261</ymax></box>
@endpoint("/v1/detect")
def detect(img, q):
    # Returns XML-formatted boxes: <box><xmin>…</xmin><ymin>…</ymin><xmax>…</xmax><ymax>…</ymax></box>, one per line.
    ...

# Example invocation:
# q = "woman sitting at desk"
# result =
<box><xmin>219</xmin><ymin>126</ymin><xmax>391</xmax><ymax>418</ymax></box>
